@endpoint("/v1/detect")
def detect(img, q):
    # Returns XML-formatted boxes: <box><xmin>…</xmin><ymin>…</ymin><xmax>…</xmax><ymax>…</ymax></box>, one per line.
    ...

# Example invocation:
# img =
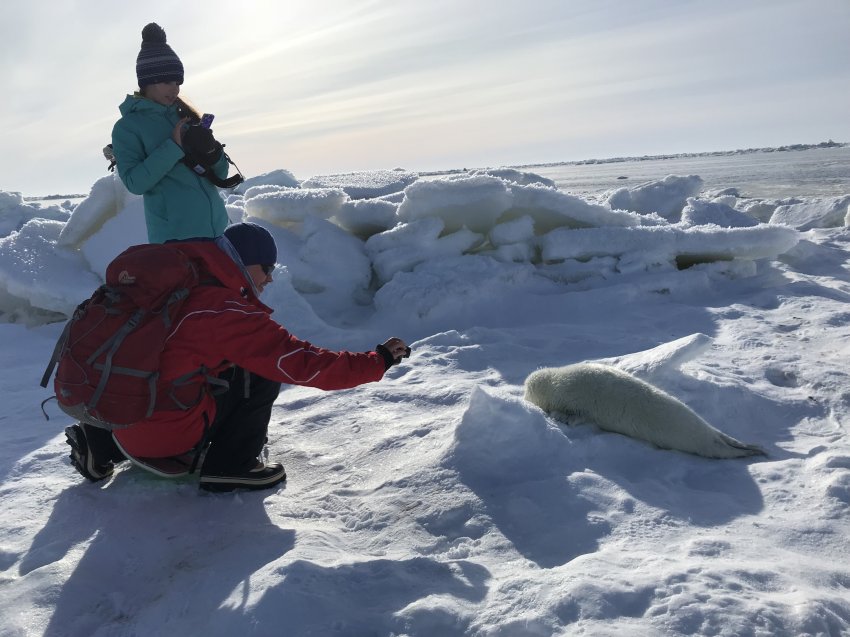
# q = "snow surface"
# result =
<box><xmin>1</xmin><ymin>162</ymin><xmax>849</xmax><ymax>636</ymax></box>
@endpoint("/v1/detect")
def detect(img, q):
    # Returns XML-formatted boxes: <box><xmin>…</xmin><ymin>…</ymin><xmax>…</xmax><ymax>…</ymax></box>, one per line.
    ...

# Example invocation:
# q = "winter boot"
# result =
<box><xmin>65</xmin><ymin>424</ymin><xmax>115</xmax><ymax>482</ymax></box>
<box><xmin>199</xmin><ymin>460</ymin><xmax>286</xmax><ymax>493</ymax></box>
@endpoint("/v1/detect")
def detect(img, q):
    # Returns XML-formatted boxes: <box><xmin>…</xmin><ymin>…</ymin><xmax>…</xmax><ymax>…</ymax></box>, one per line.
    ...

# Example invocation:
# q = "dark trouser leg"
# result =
<box><xmin>82</xmin><ymin>424</ymin><xmax>126</xmax><ymax>464</ymax></box>
<box><xmin>200</xmin><ymin>367</ymin><xmax>281</xmax><ymax>476</ymax></box>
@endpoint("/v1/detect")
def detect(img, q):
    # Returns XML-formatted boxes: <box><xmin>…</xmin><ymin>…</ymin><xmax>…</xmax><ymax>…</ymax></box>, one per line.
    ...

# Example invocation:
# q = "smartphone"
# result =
<box><xmin>200</xmin><ymin>113</ymin><xmax>215</xmax><ymax>129</ymax></box>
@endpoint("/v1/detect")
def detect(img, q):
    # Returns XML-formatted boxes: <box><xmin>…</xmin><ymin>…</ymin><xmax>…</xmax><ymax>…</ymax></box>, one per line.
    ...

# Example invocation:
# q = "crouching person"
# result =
<box><xmin>62</xmin><ymin>222</ymin><xmax>410</xmax><ymax>492</ymax></box>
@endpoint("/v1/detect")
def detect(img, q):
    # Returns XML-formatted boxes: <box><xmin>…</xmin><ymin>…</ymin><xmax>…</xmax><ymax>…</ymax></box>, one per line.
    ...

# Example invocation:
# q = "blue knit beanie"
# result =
<box><xmin>136</xmin><ymin>23</ymin><xmax>184</xmax><ymax>87</ymax></box>
<box><xmin>224</xmin><ymin>223</ymin><xmax>278</xmax><ymax>267</ymax></box>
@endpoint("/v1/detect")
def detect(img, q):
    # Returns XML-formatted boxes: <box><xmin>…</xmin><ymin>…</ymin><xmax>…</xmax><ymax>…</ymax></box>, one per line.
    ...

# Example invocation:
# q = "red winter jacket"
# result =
<box><xmin>113</xmin><ymin>241</ymin><xmax>386</xmax><ymax>457</ymax></box>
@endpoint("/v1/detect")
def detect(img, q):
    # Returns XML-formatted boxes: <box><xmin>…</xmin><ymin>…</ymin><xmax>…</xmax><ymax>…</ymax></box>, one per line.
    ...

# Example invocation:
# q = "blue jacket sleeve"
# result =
<box><xmin>112</xmin><ymin>120</ymin><xmax>186</xmax><ymax>195</ymax></box>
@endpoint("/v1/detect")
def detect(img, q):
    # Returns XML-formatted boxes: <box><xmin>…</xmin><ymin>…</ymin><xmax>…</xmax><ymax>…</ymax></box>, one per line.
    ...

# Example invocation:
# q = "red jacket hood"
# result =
<box><xmin>173</xmin><ymin>240</ymin><xmax>273</xmax><ymax>314</ymax></box>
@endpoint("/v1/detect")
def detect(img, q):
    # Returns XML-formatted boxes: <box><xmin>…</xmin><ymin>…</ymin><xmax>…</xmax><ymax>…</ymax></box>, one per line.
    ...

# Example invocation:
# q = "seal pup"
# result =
<box><xmin>524</xmin><ymin>362</ymin><xmax>764</xmax><ymax>458</ymax></box>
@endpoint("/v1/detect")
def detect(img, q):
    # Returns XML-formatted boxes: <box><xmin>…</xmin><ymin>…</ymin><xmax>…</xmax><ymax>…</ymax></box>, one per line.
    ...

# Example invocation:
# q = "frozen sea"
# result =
<box><xmin>1</xmin><ymin>144</ymin><xmax>849</xmax><ymax>636</ymax></box>
<box><xmin>514</xmin><ymin>145</ymin><xmax>850</xmax><ymax>199</ymax></box>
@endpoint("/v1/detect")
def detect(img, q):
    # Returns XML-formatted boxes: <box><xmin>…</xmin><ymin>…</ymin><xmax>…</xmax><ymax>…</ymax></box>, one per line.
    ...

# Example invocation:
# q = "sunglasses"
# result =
<box><xmin>261</xmin><ymin>264</ymin><xmax>275</xmax><ymax>276</ymax></box>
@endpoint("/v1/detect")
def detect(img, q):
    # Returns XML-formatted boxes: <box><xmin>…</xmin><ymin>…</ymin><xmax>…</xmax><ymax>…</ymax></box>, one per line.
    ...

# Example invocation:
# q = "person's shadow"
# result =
<box><xmin>22</xmin><ymin>468</ymin><xmax>490</xmax><ymax>636</ymax></box>
<box><xmin>21</xmin><ymin>471</ymin><xmax>295</xmax><ymax>637</ymax></box>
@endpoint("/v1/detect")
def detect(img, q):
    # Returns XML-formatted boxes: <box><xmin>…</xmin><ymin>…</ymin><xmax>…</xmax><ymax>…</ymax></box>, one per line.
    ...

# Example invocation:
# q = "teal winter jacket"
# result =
<box><xmin>111</xmin><ymin>94</ymin><xmax>230</xmax><ymax>243</ymax></box>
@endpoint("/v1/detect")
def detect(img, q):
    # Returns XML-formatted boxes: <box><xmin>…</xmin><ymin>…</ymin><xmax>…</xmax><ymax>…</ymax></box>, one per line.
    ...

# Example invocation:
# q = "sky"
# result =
<box><xmin>1</xmin><ymin>157</ymin><xmax>850</xmax><ymax>633</ymax></box>
<box><xmin>2</xmin><ymin>0</ymin><xmax>850</xmax><ymax>196</ymax></box>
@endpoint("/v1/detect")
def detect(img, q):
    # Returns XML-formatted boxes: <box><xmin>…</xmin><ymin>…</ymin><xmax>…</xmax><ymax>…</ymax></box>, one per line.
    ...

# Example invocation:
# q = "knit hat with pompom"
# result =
<box><xmin>136</xmin><ymin>23</ymin><xmax>184</xmax><ymax>87</ymax></box>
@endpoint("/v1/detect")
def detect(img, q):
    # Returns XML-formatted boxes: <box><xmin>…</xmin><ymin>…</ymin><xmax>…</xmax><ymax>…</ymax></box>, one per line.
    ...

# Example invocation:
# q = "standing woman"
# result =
<box><xmin>111</xmin><ymin>23</ymin><xmax>233</xmax><ymax>243</ymax></box>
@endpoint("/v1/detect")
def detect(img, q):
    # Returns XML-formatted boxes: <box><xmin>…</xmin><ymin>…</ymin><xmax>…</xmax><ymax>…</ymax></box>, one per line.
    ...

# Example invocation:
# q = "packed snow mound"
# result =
<box><xmin>302</xmin><ymin>170</ymin><xmax>418</xmax><ymax>200</ymax></box>
<box><xmin>233</xmin><ymin>169</ymin><xmax>300</xmax><ymax>194</ymax></box>
<box><xmin>334</xmin><ymin>198</ymin><xmax>399</xmax><ymax>239</ymax></box>
<box><xmin>505</xmin><ymin>183</ymin><xmax>643</xmax><ymax>233</ymax></box>
<box><xmin>245</xmin><ymin>188</ymin><xmax>348</xmax><ymax>228</ymax></box>
<box><xmin>769</xmin><ymin>195</ymin><xmax>850</xmax><ymax>230</ymax></box>
<box><xmin>469</xmin><ymin>167</ymin><xmax>557</xmax><ymax>188</ymax></box>
<box><xmin>286</xmin><ymin>216</ymin><xmax>373</xmax><ymax>311</ymax></box>
<box><xmin>398</xmin><ymin>175</ymin><xmax>513</xmax><ymax>234</ymax></box>
<box><xmin>594</xmin><ymin>333</ymin><xmax>715</xmax><ymax>382</ymax></box>
<box><xmin>488</xmin><ymin>215</ymin><xmax>535</xmax><ymax>248</ymax></box>
<box><xmin>0</xmin><ymin>190</ymin><xmax>24</xmax><ymax>211</ymax></box>
<box><xmin>373</xmin><ymin>255</ymin><xmax>540</xmax><ymax>320</ymax></box>
<box><xmin>445</xmin><ymin>386</ymin><xmax>569</xmax><ymax>486</ymax></box>
<box><xmin>681</xmin><ymin>197</ymin><xmax>760</xmax><ymax>228</ymax></box>
<box><xmin>58</xmin><ymin>174</ymin><xmax>144</xmax><ymax>249</ymax></box>
<box><xmin>0</xmin><ymin>219</ymin><xmax>101</xmax><ymax>317</ymax></box>
<box><xmin>366</xmin><ymin>218</ymin><xmax>483</xmax><ymax>284</ymax></box>
<box><xmin>606</xmin><ymin>174</ymin><xmax>704</xmax><ymax>221</ymax></box>
<box><xmin>397</xmin><ymin>175</ymin><xmax>642</xmax><ymax>236</ymax></box>
<box><xmin>540</xmin><ymin>224</ymin><xmax>799</xmax><ymax>270</ymax></box>
<box><xmin>0</xmin><ymin>168</ymin><xmax>810</xmax><ymax>326</ymax></box>
<box><xmin>0</xmin><ymin>190</ymin><xmax>69</xmax><ymax>238</ymax></box>
<box><xmin>242</xmin><ymin>184</ymin><xmax>289</xmax><ymax>200</ymax></box>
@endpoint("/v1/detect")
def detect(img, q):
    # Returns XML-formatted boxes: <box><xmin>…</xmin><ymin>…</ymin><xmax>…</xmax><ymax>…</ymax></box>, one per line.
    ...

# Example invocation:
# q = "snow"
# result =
<box><xmin>1</xmin><ymin>156</ymin><xmax>849</xmax><ymax>636</ymax></box>
<box><xmin>606</xmin><ymin>175</ymin><xmax>705</xmax><ymax>222</ymax></box>
<box><xmin>301</xmin><ymin>170</ymin><xmax>418</xmax><ymax>200</ymax></box>
<box><xmin>769</xmin><ymin>196</ymin><xmax>850</xmax><ymax>231</ymax></box>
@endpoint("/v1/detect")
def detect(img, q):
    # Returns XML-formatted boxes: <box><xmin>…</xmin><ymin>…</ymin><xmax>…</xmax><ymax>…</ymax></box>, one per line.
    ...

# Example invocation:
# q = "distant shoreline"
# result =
<box><xmin>422</xmin><ymin>140</ymin><xmax>848</xmax><ymax>176</ymax></box>
<box><xmin>25</xmin><ymin>140</ymin><xmax>847</xmax><ymax>200</ymax></box>
<box><xmin>23</xmin><ymin>193</ymin><xmax>88</xmax><ymax>202</ymax></box>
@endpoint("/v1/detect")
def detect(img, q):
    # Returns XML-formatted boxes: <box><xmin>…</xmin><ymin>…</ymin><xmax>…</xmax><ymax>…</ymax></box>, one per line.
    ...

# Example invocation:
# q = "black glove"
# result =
<box><xmin>182</xmin><ymin>125</ymin><xmax>223</xmax><ymax>169</ymax></box>
<box><xmin>376</xmin><ymin>344</ymin><xmax>411</xmax><ymax>370</ymax></box>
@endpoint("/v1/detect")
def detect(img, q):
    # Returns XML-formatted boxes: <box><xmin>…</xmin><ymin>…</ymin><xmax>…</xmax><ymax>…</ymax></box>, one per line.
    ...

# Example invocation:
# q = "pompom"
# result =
<box><xmin>141</xmin><ymin>23</ymin><xmax>167</xmax><ymax>43</ymax></box>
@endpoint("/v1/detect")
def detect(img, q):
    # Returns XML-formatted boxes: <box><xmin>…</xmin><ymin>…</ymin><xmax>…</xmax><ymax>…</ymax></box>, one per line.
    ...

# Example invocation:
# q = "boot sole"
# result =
<box><xmin>199</xmin><ymin>466</ymin><xmax>286</xmax><ymax>492</ymax></box>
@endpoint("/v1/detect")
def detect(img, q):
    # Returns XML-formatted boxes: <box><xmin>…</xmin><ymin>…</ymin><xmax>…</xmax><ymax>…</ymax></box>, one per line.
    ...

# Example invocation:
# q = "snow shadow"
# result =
<box><xmin>540</xmin><ymin>374</ymin><xmax>774</xmax><ymax>528</ymax></box>
<box><xmin>0</xmin><ymin>324</ymin><xmax>72</xmax><ymax>486</ymax></box>
<box><xmin>779</xmin><ymin>235</ymin><xmax>850</xmax><ymax>281</ymax></box>
<box><xmin>574</xmin><ymin>429</ymin><xmax>766</xmax><ymax>528</ymax></box>
<box><xmin>445</xmin><ymin>386</ymin><xmax>771</xmax><ymax>569</ymax></box>
<box><xmin>27</xmin><ymin>475</ymin><xmax>295</xmax><ymax>637</ymax></box>
<box><xmin>444</xmin><ymin>387</ymin><xmax>610</xmax><ymax>569</ymax></box>
<box><xmin>212</xmin><ymin>557</ymin><xmax>489</xmax><ymax>636</ymax></box>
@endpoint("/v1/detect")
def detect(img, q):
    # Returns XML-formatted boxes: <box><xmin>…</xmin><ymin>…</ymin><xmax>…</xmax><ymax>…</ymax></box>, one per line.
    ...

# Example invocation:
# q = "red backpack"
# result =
<box><xmin>41</xmin><ymin>243</ymin><xmax>220</xmax><ymax>430</ymax></box>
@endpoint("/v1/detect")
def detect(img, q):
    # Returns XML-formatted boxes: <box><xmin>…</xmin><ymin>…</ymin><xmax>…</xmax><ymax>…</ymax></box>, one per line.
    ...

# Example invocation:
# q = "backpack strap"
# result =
<box><xmin>87</xmin><ymin>309</ymin><xmax>145</xmax><ymax>411</ymax></box>
<box><xmin>40</xmin><ymin>294</ymin><xmax>93</xmax><ymax>390</ymax></box>
<box><xmin>167</xmin><ymin>366</ymin><xmax>230</xmax><ymax>410</ymax></box>
<box><xmin>158</xmin><ymin>287</ymin><xmax>191</xmax><ymax>329</ymax></box>
<box><xmin>40</xmin><ymin>319</ymin><xmax>73</xmax><ymax>389</ymax></box>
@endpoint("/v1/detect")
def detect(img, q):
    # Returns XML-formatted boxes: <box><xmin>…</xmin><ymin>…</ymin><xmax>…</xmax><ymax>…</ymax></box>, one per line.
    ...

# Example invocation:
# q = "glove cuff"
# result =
<box><xmin>375</xmin><ymin>344</ymin><xmax>396</xmax><ymax>370</ymax></box>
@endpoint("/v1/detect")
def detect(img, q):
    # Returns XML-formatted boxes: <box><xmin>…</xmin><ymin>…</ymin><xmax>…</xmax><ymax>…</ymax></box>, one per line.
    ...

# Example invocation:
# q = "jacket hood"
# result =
<box><xmin>118</xmin><ymin>93</ymin><xmax>175</xmax><ymax>117</ymax></box>
<box><xmin>171</xmin><ymin>240</ymin><xmax>273</xmax><ymax>313</ymax></box>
